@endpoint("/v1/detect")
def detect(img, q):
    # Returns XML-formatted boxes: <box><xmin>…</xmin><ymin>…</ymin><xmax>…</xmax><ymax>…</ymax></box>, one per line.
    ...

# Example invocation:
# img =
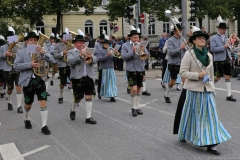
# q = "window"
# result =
<box><xmin>99</xmin><ymin>20</ymin><xmax>108</xmax><ymax>35</ymax></box>
<box><xmin>189</xmin><ymin>21</ymin><xmax>196</xmax><ymax>27</ymax></box>
<box><xmin>163</xmin><ymin>22</ymin><xmax>170</xmax><ymax>34</ymax></box>
<box><xmin>148</xmin><ymin>24</ymin><xmax>155</xmax><ymax>35</ymax></box>
<box><xmin>85</xmin><ymin>20</ymin><xmax>93</xmax><ymax>38</ymax></box>
<box><xmin>36</xmin><ymin>21</ymin><xmax>45</xmax><ymax>34</ymax></box>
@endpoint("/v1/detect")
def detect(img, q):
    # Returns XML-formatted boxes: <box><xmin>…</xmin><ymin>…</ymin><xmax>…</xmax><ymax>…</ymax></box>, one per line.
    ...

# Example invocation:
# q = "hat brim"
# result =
<box><xmin>127</xmin><ymin>33</ymin><xmax>141</xmax><ymax>37</ymax></box>
<box><xmin>216</xmin><ymin>26</ymin><xmax>228</xmax><ymax>29</ymax></box>
<box><xmin>72</xmin><ymin>39</ymin><xmax>87</xmax><ymax>43</ymax></box>
<box><xmin>24</xmin><ymin>36</ymin><xmax>39</xmax><ymax>41</ymax></box>
<box><xmin>189</xmin><ymin>34</ymin><xmax>209</xmax><ymax>43</ymax></box>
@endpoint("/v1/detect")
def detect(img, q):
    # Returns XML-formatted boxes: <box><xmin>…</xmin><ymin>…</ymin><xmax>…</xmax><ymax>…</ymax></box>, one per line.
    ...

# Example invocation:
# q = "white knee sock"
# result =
<box><xmin>41</xmin><ymin>108</ymin><xmax>48</xmax><ymax>127</ymax></box>
<box><xmin>60</xmin><ymin>88</ymin><xmax>63</xmax><ymax>98</ymax></box>
<box><xmin>71</xmin><ymin>102</ymin><xmax>78</xmax><ymax>111</ymax></box>
<box><xmin>176</xmin><ymin>84</ymin><xmax>180</xmax><ymax>89</ymax></box>
<box><xmin>85</xmin><ymin>99</ymin><xmax>92</xmax><ymax>119</ymax></box>
<box><xmin>51</xmin><ymin>75</ymin><xmax>54</xmax><ymax>81</ymax></box>
<box><xmin>16</xmin><ymin>92</ymin><xmax>23</xmax><ymax>108</ymax></box>
<box><xmin>7</xmin><ymin>93</ymin><xmax>12</xmax><ymax>104</ymax></box>
<box><xmin>24</xmin><ymin>106</ymin><xmax>30</xmax><ymax>120</ymax></box>
<box><xmin>142</xmin><ymin>81</ymin><xmax>146</xmax><ymax>92</ymax></box>
<box><xmin>131</xmin><ymin>94</ymin><xmax>137</xmax><ymax>109</ymax></box>
<box><xmin>136</xmin><ymin>94</ymin><xmax>141</xmax><ymax>109</ymax></box>
<box><xmin>0</xmin><ymin>86</ymin><xmax>3</xmax><ymax>93</ymax></box>
<box><xmin>165</xmin><ymin>85</ymin><xmax>172</xmax><ymax>97</ymax></box>
<box><xmin>225</xmin><ymin>80</ymin><xmax>231</xmax><ymax>97</ymax></box>
<box><xmin>45</xmin><ymin>82</ymin><xmax>49</xmax><ymax>92</ymax></box>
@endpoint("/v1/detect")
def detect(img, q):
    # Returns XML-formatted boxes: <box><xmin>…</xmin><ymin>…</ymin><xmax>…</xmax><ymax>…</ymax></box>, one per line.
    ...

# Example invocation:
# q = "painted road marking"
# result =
<box><xmin>0</xmin><ymin>143</ymin><xmax>50</xmax><ymax>160</ymax></box>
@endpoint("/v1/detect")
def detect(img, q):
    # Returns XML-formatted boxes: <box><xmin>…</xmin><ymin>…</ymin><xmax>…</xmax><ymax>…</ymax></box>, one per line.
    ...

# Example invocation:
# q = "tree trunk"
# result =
<box><xmin>56</xmin><ymin>10</ymin><xmax>61</xmax><ymax>35</ymax></box>
<box><xmin>198</xmin><ymin>17</ymin><xmax>203</xmax><ymax>28</ymax></box>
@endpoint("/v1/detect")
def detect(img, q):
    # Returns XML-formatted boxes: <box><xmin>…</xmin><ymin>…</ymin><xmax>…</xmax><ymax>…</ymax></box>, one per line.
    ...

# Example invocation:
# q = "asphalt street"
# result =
<box><xmin>0</xmin><ymin>66</ymin><xmax>240</xmax><ymax>160</ymax></box>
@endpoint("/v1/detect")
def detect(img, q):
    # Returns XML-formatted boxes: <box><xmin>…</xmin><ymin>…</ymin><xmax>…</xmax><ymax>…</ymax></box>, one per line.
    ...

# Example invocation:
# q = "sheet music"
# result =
<box><xmin>63</xmin><ymin>34</ymin><xmax>72</xmax><ymax>40</ymax></box>
<box><xmin>84</xmin><ymin>48</ymin><xmax>95</xmax><ymax>55</ymax></box>
<box><xmin>84</xmin><ymin>42</ymin><xmax>89</xmax><ymax>47</ymax></box>
<box><xmin>140</xmin><ymin>41</ymin><xmax>149</xmax><ymax>47</ymax></box>
<box><xmin>27</xmin><ymin>44</ymin><xmax>37</xmax><ymax>53</ymax></box>
<box><xmin>114</xmin><ymin>45</ymin><xmax>121</xmax><ymax>50</ymax></box>
<box><xmin>7</xmin><ymin>35</ymin><xmax>18</xmax><ymax>43</ymax></box>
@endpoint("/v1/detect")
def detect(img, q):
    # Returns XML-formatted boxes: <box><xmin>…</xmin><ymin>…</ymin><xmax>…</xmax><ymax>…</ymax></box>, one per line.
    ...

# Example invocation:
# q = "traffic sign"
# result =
<box><xmin>140</xmin><ymin>13</ymin><xmax>145</xmax><ymax>24</ymax></box>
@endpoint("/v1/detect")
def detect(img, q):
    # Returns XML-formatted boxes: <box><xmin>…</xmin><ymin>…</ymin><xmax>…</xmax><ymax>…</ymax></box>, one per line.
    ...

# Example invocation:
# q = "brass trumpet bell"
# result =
<box><xmin>133</xmin><ymin>42</ymin><xmax>148</xmax><ymax>61</ymax></box>
<box><xmin>107</xmin><ymin>47</ymin><xmax>121</xmax><ymax>59</ymax></box>
<box><xmin>18</xmin><ymin>33</ymin><xmax>25</xmax><ymax>42</ymax></box>
<box><xmin>69</xmin><ymin>31</ymin><xmax>78</xmax><ymax>40</ymax></box>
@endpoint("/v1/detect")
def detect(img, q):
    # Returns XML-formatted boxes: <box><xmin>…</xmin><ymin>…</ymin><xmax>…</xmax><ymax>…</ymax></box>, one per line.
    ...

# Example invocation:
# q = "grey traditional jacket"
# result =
<box><xmin>121</xmin><ymin>41</ymin><xmax>150</xmax><ymax>72</ymax></box>
<box><xmin>13</xmin><ymin>47</ymin><xmax>54</xmax><ymax>87</ymax></box>
<box><xmin>167</xmin><ymin>36</ymin><xmax>186</xmax><ymax>65</ymax></box>
<box><xmin>0</xmin><ymin>44</ymin><xmax>19</xmax><ymax>72</ymax></box>
<box><xmin>67</xmin><ymin>48</ymin><xmax>97</xmax><ymax>80</ymax></box>
<box><xmin>44</xmin><ymin>42</ymin><xmax>58</xmax><ymax>64</ymax></box>
<box><xmin>93</xmin><ymin>42</ymin><xmax>102</xmax><ymax>57</ymax></box>
<box><xmin>98</xmin><ymin>47</ymin><xmax>114</xmax><ymax>69</ymax></box>
<box><xmin>210</xmin><ymin>34</ymin><xmax>232</xmax><ymax>61</ymax></box>
<box><xmin>53</xmin><ymin>42</ymin><xmax>68</xmax><ymax>67</ymax></box>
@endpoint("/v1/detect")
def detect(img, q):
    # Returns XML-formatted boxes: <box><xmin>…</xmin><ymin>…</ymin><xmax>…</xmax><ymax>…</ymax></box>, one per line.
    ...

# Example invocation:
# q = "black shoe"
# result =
<box><xmin>127</xmin><ymin>88</ymin><xmax>130</xmax><ymax>94</ymax></box>
<box><xmin>164</xmin><ymin>95</ymin><xmax>171</xmax><ymax>103</ymax></box>
<box><xmin>142</xmin><ymin>90</ymin><xmax>151</xmax><ymax>96</ymax></box>
<box><xmin>180</xmin><ymin>140</ymin><xmax>186</xmax><ymax>143</ymax></box>
<box><xmin>237</xmin><ymin>78</ymin><xmax>240</xmax><ymax>80</ymax></box>
<box><xmin>24</xmin><ymin>120</ymin><xmax>32</xmax><ymax>129</ymax></box>
<box><xmin>136</xmin><ymin>109</ymin><xmax>143</xmax><ymax>115</ymax></box>
<box><xmin>110</xmin><ymin>97</ymin><xmax>116</xmax><ymax>102</ymax></box>
<box><xmin>57</xmin><ymin>76</ymin><xmax>60</xmax><ymax>79</ymax></box>
<box><xmin>70</xmin><ymin>111</ymin><xmax>75</xmax><ymax>120</ymax></box>
<box><xmin>161</xmin><ymin>81</ymin><xmax>166</xmax><ymax>89</ymax></box>
<box><xmin>176</xmin><ymin>87</ymin><xmax>181</xmax><ymax>91</ymax></box>
<box><xmin>8</xmin><ymin>103</ymin><xmax>13</xmax><ymax>111</ymax></box>
<box><xmin>207</xmin><ymin>147</ymin><xmax>220</xmax><ymax>155</ymax></box>
<box><xmin>98</xmin><ymin>94</ymin><xmax>101</xmax><ymax>99</ymax></box>
<box><xmin>132</xmin><ymin>108</ymin><xmax>137</xmax><ymax>117</ymax></box>
<box><xmin>50</xmin><ymin>80</ymin><xmax>53</xmax><ymax>86</ymax></box>
<box><xmin>85</xmin><ymin>117</ymin><xmax>97</xmax><ymax>124</ymax></box>
<box><xmin>0</xmin><ymin>93</ymin><xmax>4</xmax><ymax>98</ymax></box>
<box><xmin>226</xmin><ymin>95</ymin><xmax>236</xmax><ymax>102</ymax></box>
<box><xmin>17</xmin><ymin>106</ymin><xmax>23</xmax><ymax>113</ymax></box>
<box><xmin>58</xmin><ymin>97</ymin><xmax>63</xmax><ymax>104</ymax></box>
<box><xmin>68</xmin><ymin>86</ymin><xmax>72</xmax><ymax>89</ymax></box>
<box><xmin>41</xmin><ymin>125</ymin><xmax>51</xmax><ymax>135</ymax></box>
<box><xmin>46</xmin><ymin>92</ymin><xmax>50</xmax><ymax>96</ymax></box>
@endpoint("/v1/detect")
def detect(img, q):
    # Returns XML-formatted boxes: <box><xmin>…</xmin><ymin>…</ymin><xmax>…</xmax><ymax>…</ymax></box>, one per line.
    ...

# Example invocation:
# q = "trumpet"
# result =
<box><xmin>133</xmin><ymin>42</ymin><xmax>148</xmax><ymax>60</ymax></box>
<box><xmin>32</xmin><ymin>33</ymin><xmax>50</xmax><ymax>77</ymax></box>
<box><xmin>107</xmin><ymin>47</ymin><xmax>121</xmax><ymax>59</ymax></box>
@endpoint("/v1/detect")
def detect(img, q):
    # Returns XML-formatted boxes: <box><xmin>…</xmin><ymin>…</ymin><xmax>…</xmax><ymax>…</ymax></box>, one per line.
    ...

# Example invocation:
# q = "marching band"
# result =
<box><xmin>0</xmin><ymin>13</ymin><xmax>236</xmax><ymax>155</ymax></box>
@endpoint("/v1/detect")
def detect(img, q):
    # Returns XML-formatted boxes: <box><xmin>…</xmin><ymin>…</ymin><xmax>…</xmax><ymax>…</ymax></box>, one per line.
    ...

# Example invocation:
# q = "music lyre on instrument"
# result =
<box><xmin>133</xmin><ymin>41</ymin><xmax>148</xmax><ymax>60</ymax></box>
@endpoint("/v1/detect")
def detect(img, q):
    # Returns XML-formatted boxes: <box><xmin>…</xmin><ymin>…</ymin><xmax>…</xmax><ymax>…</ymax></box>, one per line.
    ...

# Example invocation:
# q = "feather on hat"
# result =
<box><xmin>216</xmin><ymin>15</ymin><xmax>228</xmax><ymax>28</ymax></box>
<box><xmin>65</xmin><ymin>27</ymin><xmax>69</xmax><ymax>34</ymax></box>
<box><xmin>0</xmin><ymin>35</ymin><xmax>5</xmax><ymax>40</ymax></box>
<box><xmin>217</xmin><ymin>15</ymin><xmax>223</xmax><ymax>23</ymax></box>
<box><xmin>102</xmin><ymin>30</ymin><xmax>106</xmax><ymax>35</ymax></box>
<box><xmin>128</xmin><ymin>25</ymin><xmax>141</xmax><ymax>37</ymax></box>
<box><xmin>78</xmin><ymin>29</ymin><xmax>85</xmax><ymax>36</ymax></box>
<box><xmin>51</xmin><ymin>33</ymin><xmax>55</xmax><ymax>37</ymax></box>
<box><xmin>8</xmin><ymin>26</ymin><xmax>15</xmax><ymax>34</ymax></box>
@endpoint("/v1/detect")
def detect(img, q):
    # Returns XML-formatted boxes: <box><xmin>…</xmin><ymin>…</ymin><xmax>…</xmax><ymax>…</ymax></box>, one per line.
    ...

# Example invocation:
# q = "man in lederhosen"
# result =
<box><xmin>67</xmin><ymin>30</ymin><xmax>97</xmax><ymax>124</ymax></box>
<box><xmin>210</xmin><ymin>16</ymin><xmax>236</xmax><ymax>102</ymax></box>
<box><xmin>121</xmin><ymin>26</ymin><xmax>150</xmax><ymax>117</ymax></box>
<box><xmin>14</xmin><ymin>31</ymin><xmax>54</xmax><ymax>135</ymax></box>
<box><xmin>53</xmin><ymin>29</ymin><xmax>71</xmax><ymax>104</ymax></box>
<box><xmin>164</xmin><ymin>23</ymin><xmax>186</xmax><ymax>103</ymax></box>
<box><xmin>0</xmin><ymin>27</ymin><xmax>23</xmax><ymax>113</ymax></box>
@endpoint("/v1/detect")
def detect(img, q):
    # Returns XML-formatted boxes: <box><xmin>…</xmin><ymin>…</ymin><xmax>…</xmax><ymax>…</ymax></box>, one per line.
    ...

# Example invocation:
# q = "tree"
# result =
<box><xmin>1</xmin><ymin>0</ymin><xmax>102</xmax><ymax>34</ymax></box>
<box><xmin>104</xmin><ymin>0</ymin><xmax>179</xmax><ymax>22</ymax></box>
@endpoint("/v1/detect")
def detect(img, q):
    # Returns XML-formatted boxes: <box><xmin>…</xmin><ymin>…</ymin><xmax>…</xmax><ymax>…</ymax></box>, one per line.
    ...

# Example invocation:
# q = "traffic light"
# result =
<box><xmin>186</xmin><ymin>0</ymin><xmax>195</xmax><ymax>20</ymax></box>
<box><xmin>124</xmin><ymin>5</ymin><xmax>135</xmax><ymax>24</ymax></box>
<box><xmin>148</xmin><ymin>14</ymin><xmax>155</xmax><ymax>26</ymax></box>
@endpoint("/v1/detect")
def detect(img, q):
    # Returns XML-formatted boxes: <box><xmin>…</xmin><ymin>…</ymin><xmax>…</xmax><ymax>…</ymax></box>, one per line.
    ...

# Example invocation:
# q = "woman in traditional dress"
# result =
<box><xmin>178</xmin><ymin>26</ymin><xmax>231</xmax><ymax>155</ymax></box>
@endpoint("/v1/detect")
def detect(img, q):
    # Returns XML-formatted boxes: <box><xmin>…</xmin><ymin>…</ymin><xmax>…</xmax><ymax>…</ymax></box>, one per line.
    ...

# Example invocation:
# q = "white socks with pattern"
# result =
<box><xmin>131</xmin><ymin>94</ymin><xmax>137</xmax><ymax>109</ymax></box>
<box><xmin>41</xmin><ymin>108</ymin><xmax>48</xmax><ymax>127</ymax></box>
<box><xmin>7</xmin><ymin>93</ymin><xmax>12</xmax><ymax>104</ymax></box>
<box><xmin>225</xmin><ymin>80</ymin><xmax>231</xmax><ymax>97</ymax></box>
<box><xmin>85</xmin><ymin>99</ymin><xmax>92</xmax><ymax>119</ymax></box>
<box><xmin>136</xmin><ymin>94</ymin><xmax>141</xmax><ymax>109</ymax></box>
<box><xmin>16</xmin><ymin>92</ymin><xmax>23</xmax><ymax>108</ymax></box>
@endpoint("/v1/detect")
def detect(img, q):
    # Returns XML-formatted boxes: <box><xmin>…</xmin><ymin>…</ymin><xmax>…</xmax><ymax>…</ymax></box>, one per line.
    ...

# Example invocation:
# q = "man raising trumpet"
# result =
<box><xmin>67</xmin><ymin>29</ymin><xmax>97</xmax><ymax>124</ymax></box>
<box><xmin>121</xmin><ymin>26</ymin><xmax>150</xmax><ymax>117</ymax></box>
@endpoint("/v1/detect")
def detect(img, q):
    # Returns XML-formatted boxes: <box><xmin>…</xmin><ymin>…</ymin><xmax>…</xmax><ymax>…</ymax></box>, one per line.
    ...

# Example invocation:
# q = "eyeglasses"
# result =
<box><xmin>196</xmin><ymin>37</ymin><xmax>206</xmax><ymax>41</ymax></box>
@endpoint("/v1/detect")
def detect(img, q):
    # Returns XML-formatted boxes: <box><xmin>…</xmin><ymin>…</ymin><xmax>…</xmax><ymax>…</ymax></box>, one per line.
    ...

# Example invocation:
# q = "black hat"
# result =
<box><xmin>50</xmin><ymin>33</ymin><xmax>55</xmax><ymax>39</ymax></box>
<box><xmin>128</xmin><ymin>26</ymin><xmax>141</xmax><ymax>37</ymax></box>
<box><xmin>216</xmin><ymin>23</ymin><xmax>228</xmax><ymax>29</ymax></box>
<box><xmin>0</xmin><ymin>39</ymin><xmax>6</xmax><ymax>46</ymax></box>
<box><xmin>55</xmin><ymin>38</ymin><xmax>61</xmax><ymax>43</ymax></box>
<box><xmin>173</xmin><ymin>24</ymin><xmax>184</xmax><ymax>31</ymax></box>
<box><xmin>170</xmin><ymin>31</ymin><xmax>174</xmax><ymax>36</ymax></box>
<box><xmin>98</xmin><ymin>34</ymin><xmax>105</xmax><ymax>39</ymax></box>
<box><xmin>59</xmin><ymin>32</ymin><xmax>67</xmax><ymax>38</ymax></box>
<box><xmin>189</xmin><ymin>28</ymin><xmax>209</xmax><ymax>43</ymax></box>
<box><xmin>72</xmin><ymin>35</ymin><xmax>86</xmax><ymax>43</ymax></box>
<box><xmin>24</xmin><ymin>32</ymin><xmax>39</xmax><ymax>41</ymax></box>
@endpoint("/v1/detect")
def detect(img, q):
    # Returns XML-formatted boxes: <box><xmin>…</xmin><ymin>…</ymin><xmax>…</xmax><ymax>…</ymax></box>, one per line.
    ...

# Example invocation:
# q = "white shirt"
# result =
<box><xmin>74</xmin><ymin>48</ymin><xmax>87</xmax><ymax>77</ymax></box>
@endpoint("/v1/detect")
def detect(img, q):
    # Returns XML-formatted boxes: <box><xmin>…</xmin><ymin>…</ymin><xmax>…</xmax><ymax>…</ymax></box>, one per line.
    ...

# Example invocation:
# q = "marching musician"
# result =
<box><xmin>210</xmin><ymin>16</ymin><xmax>236</xmax><ymax>102</ymax></box>
<box><xmin>67</xmin><ymin>30</ymin><xmax>97</xmax><ymax>124</ymax></box>
<box><xmin>0</xmin><ymin>35</ymin><xmax>6</xmax><ymax>98</ymax></box>
<box><xmin>0</xmin><ymin>27</ymin><xmax>23</xmax><ymax>113</ymax></box>
<box><xmin>14</xmin><ymin>31</ymin><xmax>54</xmax><ymax>135</ymax></box>
<box><xmin>164</xmin><ymin>23</ymin><xmax>186</xmax><ymax>103</ymax></box>
<box><xmin>97</xmin><ymin>34</ymin><xmax>118</xmax><ymax>102</ymax></box>
<box><xmin>121</xmin><ymin>26</ymin><xmax>150</xmax><ymax>117</ymax></box>
<box><xmin>53</xmin><ymin>28</ymin><xmax>71</xmax><ymax>104</ymax></box>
